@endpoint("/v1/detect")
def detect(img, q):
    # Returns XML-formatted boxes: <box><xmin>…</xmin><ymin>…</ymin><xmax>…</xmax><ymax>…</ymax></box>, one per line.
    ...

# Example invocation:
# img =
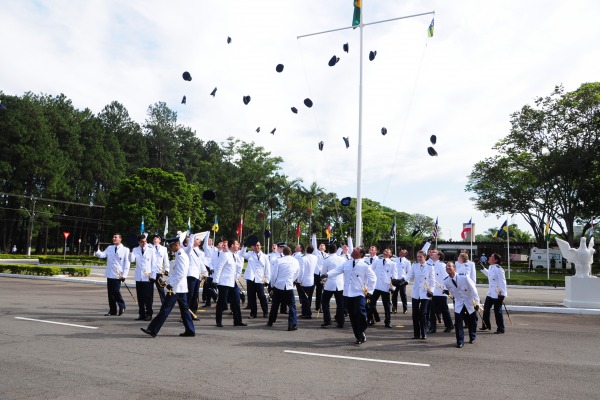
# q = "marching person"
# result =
<box><xmin>311</xmin><ymin>235</ymin><xmax>327</xmax><ymax>312</ymax></box>
<box><xmin>480</xmin><ymin>253</ymin><xmax>508</xmax><ymax>334</ymax></box>
<box><xmin>427</xmin><ymin>249</ymin><xmax>453</xmax><ymax>333</ymax></box>
<box><xmin>392</xmin><ymin>249</ymin><xmax>410</xmax><ymax>314</ymax></box>
<box><xmin>456</xmin><ymin>251</ymin><xmax>477</xmax><ymax>283</ymax></box>
<box><xmin>337</xmin><ymin>236</ymin><xmax>354</xmax><ymax>260</ymax></box>
<box><xmin>322</xmin><ymin>247</ymin><xmax>376</xmax><ymax>345</ymax></box>
<box><xmin>141</xmin><ymin>235</ymin><xmax>195</xmax><ymax>337</ymax></box>
<box><xmin>267</xmin><ymin>246</ymin><xmax>300</xmax><ymax>331</ymax></box>
<box><xmin>298</xmin><ymin>244</ymin><xmax>318</xmax><ymax>319</ymax></box>
<box><xmin>442</xmin><ymin>261</ymin><xmax>480</xmax><ymax>348</ymax></box>
<box><xmin>202</xmin><ymin>239</ymin><xmax>223</xmax><ymax>308</ymax></box>
<box><xmin>370</xmin><ymin>248</ymin><xmax>397</xmax><ymax>328</ymax></box>
<box><xmin>405</xmin><ymin>250</ymin><xmax>435</xmax><ymax>340</ymax></box>
<box><xmin>320</xmin><ymin>243</ymin><xmax>345</xmax><ymax>328</ymax></box>
<box><xmin>150</xmin><ymin>234</ymin><xmax>170</xmax><ymax>304</ymax></box>
<box><xmin>270</xmin><ymin>242</ymin><xmax>288</xmax><ymax>314</ymax></box>
<box><xmin>240</xmin><ymin>237</ymin><xmax>271</xmax><ymax>319</ymax></box>
<box><xmin>200</xmin><ymin>237</ymin><xmax>215</xmax><ymax>306</ymax></box>
<box><xmin>129</xmin><ymin>235</ymin><xmax>154</xmax><ymax>321</ymax></box>
<box><xmin>364</xmin><ymin>245</ymin><xmax>379</xmax><ymax>266</ymax></box>
<box><xmin>184</xmin><ymin>232</ymin><xmax>208</xmax><ymax>319</ymax></box>
<box><xmin>213</xmin><ymin>239</ymin><xmax>246</xmax><ymax>327</ymax></box>
<box><xmin>95</xmin><ymin>233</ymin><xmax>130</xmax><ymax>316</ymax></box>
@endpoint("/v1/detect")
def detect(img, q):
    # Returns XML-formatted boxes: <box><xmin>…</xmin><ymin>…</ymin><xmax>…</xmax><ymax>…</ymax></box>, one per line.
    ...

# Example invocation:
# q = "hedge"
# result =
<box><xmin>0</xmin><ymin>265</ymin><xmax>90</xmax><ymax>276</ymax></box>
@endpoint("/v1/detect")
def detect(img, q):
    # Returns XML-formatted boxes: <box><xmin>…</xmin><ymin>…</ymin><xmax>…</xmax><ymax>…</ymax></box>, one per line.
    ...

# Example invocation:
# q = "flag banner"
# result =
<box><xmin>212</xmin><ymin>216</ymin><xmax>219</xmax><ymax>233</ymax></box>
<box><xmin>389</xmin><ymin>221</ymin><xmax>396</xmax><ymax>239</ymax></box>
<box><xmin>187</xmin><ymin>217</ymin><xmax>191</xmax><ymax>234</ymax></box>
<box><xmin>544</xmin><ymin>217</ymin><xmax>551</xmax><ymax>241</ymax></box>
<box><xmin>325</xmin><ymin>223</ymin><xmax>332</xmax><ymax>239</ymax></box>
<box><xmin>236</xmin><ymin>215</ymin><xmax>244</xmax><ymax>237</ymax></box>
<box><xmin>140</xmin><ymin>216</ymin><xmax>145</xmax><ymax>234</ymax></box>
<box><xmin>432</xmin><ymin>217</ymin><xmax>439</xmax><ymax>239</ymax></box>
<box><xmin>296</xmin><ymin>223</ymin><xmax>301</xmax><ymax>239</ymax></box>
<box><xmin>164</xmin><ymin>216</ymin><xmax>168</xmax><ymax>237</ymax></box>
<box><xmin>590</xmin><ymin>217</ymin><xmax>595</xmax><ymax>239</ymax></box>
<box><xmin>352</xmin><ymin>0</ymin><xmax>361</xmax><ymax>27</ymax></box>
<box><xmin>494</xmin><ymin>219</ymin><xmax>508</xmax><ymax>238</ymax></box>
<box><xmin>428</xmin><ymin>18</ymin><xmax>434</xmax><ymax>37</ymax></box>
<box><xmin>461</xmin><ymin>218</ymin><xmax>472</xmax><ymax>240</ymax></box>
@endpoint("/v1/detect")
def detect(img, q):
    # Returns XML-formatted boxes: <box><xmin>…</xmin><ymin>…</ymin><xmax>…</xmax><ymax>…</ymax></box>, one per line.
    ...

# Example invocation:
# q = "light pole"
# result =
<box><xmin>20</xmin><ymin>199</ymin><xmax>36</xmax><ymax>256</ymax></box>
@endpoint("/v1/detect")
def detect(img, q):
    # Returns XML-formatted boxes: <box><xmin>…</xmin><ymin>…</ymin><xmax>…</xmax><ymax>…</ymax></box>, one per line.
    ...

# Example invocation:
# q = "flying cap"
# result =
<box><xmin>277</xmin><ymin>241</ymin><xmax>286</xmax><ymax>247</ymax></box>
<box><xmin>291</xmin><ymin>107</ymin><xmax>298</xmax><ymax>114</ymax></box>
<box><xmin>151</xmin><ymin>233</ymin><xmax>163</xmax><ymax>241</ymax></box>
<box><xmin>430</xmin><ymin>134</ymin><xmax>437</xmax><ymax>145</ymax></box>
<box><xmin>381</xmin><ymin>127</ymin><xmax>387</xmax><ymax>135</ymax></box>
<box><xmin>245</xmin><ymin>235</ymin><xmax>259</xmax><ymax>247</ymax></box>
<box><xmin>411</xmin><ymin>228</ymin><xmax>421</xmax><ymax>237</ymax></box>
<box><xmin>202</xmin><ymin>190</ymin><xmax>216</xmax><ymax>201</ymax></box>
<box><xmin>318</xmin><ymin>141</ymin><xmax>324</xmax><ymax>151</ymax></box>
<box><xmin>227</xmin><ymin>36</ymin><xmax>232</xmax><ymax>44</ymax></box>
<box><xmin>427</xmin><ymin>147</ymin><xmax>438</xmax><ymax>157</ymax></box>
<box><xmin>256</xmin><ymin>127</ymin><xmax>260</xmax><ymax>133</ymax></box>
<box><xmin>264</xmin><ymin>229</ymin><xmax>272</xmax><ymax>238</ymax></box>
<box><xmin>343</xmin><ymin>43</ymin><xmax>349</xmax><ymax>53</ymax></box>
<box><xmin>369</xmin><ymin>51</ymin><xmax>377</xmax><ymax>61</ymax></box>
<box><xmin>270</xmin><ymin>128</ymin><xmax>276</xmax><ymax>135</ymax></box>
<box><xmin>304</xmin><ymin>98</ymin><xmax>313</xmax><ymax>108</ymax></box>
<box><xmin>328</xmin><ymin>55</ymin><xmax>340</xmax><ymax>67</ymax></box>
<box><xmin>210</xmin><ymin>87</ymin><xmax>217</xmax><ymax>97</ymax></box>
<box><xmin>276</xmin><ymin>64</ymin><xmax>284</xmax><ymax>72</ymax></box>
<box><xmin>243</xmin><ymin>95</ymin><xmax>251</xmax><ymax>105</ymax></box>
<box><xmin>182</xmin><ymin>71</ymin><xmax>192</xmax><ymax>81</ymax></box>
<box><xmin>181</xmin><ymin>96</ymin><xmax>186</xmax><ymax>104</ymax></box>
<box><xmin>341</xmin><ymin>197</ymin><xmax>351</xmax><ymax>207</ymax></box>
<box><xmin>343</xmin><ymin>136</ymin><xmax>350</xmax><ymax>149</ymax></box>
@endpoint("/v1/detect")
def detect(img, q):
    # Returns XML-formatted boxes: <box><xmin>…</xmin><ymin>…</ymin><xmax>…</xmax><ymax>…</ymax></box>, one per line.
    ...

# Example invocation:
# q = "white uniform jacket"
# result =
<box><xmin>481</xmin><ymin>263</ymin><xmax>508</xmax><ymax>298</ymax></box>
<box><xmin>268</xmin><ymin>251</ymin><xmax>282</xmax><ymax>263</ymax></box>
<box><xmin>405</xmin><ymin>262</ymin><xmax>435</xmax><ymax>300</ymax></box>
<box><xmin>202</xmin><ymin>238</ymin><xmax>217</xmax><ymax>269</ymax></box>
<box><xmin>270</xmin><ymin>255</ymin><xmax>300</xmax><ymax>290</ymax></box>
<box><xmin>240</xmin><ymin>247</ymin><xmax>271</xmax><ymax>284</ymax></box>
<box><xmin>443</xmin><ymin>273</ymin><xmax>480</xmax><ymax>314</ymax></box>
<box><xmin>185</xmin><ymin>236</ymin><xmax>208</xmax><ymax>279</ymax></box>
<box><xmin>298</xmin><ymin>253</ymin><xmax>318</xmax><ymax>286</ymax></box>
<box><xmin>149</xmin><ymin>244</ymin><xmax>170</xmax><ymax>279</ymax></box>
<box><xmin>428</xmin><ymin>259</ymin><xmax>449</xmax><ymax>296</ymax></box>
<box><xmin>456</xmin><ymin>260</ymin><xmax>477</xmax><ymax>283</ymax></box>
<box><xmin>321</xmin><ymin>253</ymin><xmax>345</xmax><ymax>291</ymax></box>
<box><xmin>129</xmin><ymin>245</ymin><xmax>153</xmax><ymax>282</ymax></box>
<box><xmin>327</xmin><ymin>258</ymin><xmax>377</xmax><ymax>297</ymax></box>
<box><xmin>364</xmin><ymin>255</ymin><xmax>380</xmax><ymax>266</ymax></box>
<box><xmin>96</xmin><ymin>244</ymin><xmax>130</xmax><ymax>279</ymax></box>
<box><xmin>372</xmin><ymin>258</ymin><xmax>397</xmax><ymax>292</ymax></box>
<box><xmin>167</xmin><ymin>249</ymin><xmax>189</xmax><ymax>294</ymax></box>
<box><xmin>213</xmin><ymin>251</ymin><xmax>243</xmax><ymax>288</ymax></box>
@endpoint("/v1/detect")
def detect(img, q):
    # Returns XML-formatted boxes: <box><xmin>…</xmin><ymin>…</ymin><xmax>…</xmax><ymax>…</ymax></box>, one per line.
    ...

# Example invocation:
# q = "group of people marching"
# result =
<box><xmin>95</xmin><ymin>232</ymin><xmax>508</xmax><ymax>347</ymax></box>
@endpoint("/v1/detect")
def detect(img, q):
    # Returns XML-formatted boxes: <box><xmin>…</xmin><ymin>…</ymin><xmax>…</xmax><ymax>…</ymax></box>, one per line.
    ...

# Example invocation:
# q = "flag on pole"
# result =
<box><xmin>389</xmin><ymin>221</ymin><xmax>396</xmax><ymax>239</ymax></box>
<box><xmin>296</xmin><ymin>223</ymin><xmax>301</xmax><ymax>239</ymax></box>
<box><xmin>461</xmin><ymin>218</ymin><xmax>472</xmax><ymax>240</ymax></box>
<box><xmin>494</xmin><ymin>219</ymin><xmax>508</xmax><ymax>238</ymax></box>
<box><xmin>163</xmin><ymin>216</ymin><xmax>168</xmax><ymax>237</ymax></box>
<box><xmin>212</xmin><ymin>216</ymin><xmax>219</xmax><ymax>233</ymax></box>
<box><xmin>544</xmin><ymin>217</ymin><xmax>551</xmax><ymax>241</ymax></box>
<box><xmin>140</xmin><ymin>216</ymin><xmax>145</xmax><ymax>234</ymax></box>
<box><xmin>432</xmin><ymin>217</ymin><xmax>439</xmax><ymax>239</ymax></box>
<box><xmin>590</xmin><ymin>217</ymin><xmax>595</xmax><ymax>239</ymax></box>
<box><xmin>236</xmin><ymin>215</ymin><xmax>244</xmax><ymax>237</ymax></box>
<box><xmin>187</xmin><ymin>217</ymin><xmax>191</xmax><ymax>234</ymax></box>
<box><xmin>427</xmin><ymin>18</ymin><xmax>435</xmax><ymax>37</ymax></box>
<box><xmin>352</xmin><ymin>0</ymin><xmax>361</xmax><ymax>27</ymax></box>
<box><xmin>325</xmin><ymin>223</ymin><xmax>332</xmax><ymax>239</ymax></box>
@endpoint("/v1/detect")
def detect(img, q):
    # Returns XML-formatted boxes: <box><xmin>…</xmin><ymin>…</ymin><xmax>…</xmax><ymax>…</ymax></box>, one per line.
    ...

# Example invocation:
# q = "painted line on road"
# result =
<box><xmin>284</xmin><ymin>350</ymin><xmax>430</xmax><ymax>367</ymax></box>
<box><xmin>14</xmin><ymin>317</ymin><xmax>99</xmax><ymax>330</ymax></box>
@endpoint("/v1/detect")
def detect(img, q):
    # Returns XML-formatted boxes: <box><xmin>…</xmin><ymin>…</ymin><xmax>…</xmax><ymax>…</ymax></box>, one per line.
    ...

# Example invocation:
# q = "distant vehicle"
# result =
<box><xmin>530</xmin><ymin>247</ymin><xmax>563</xmax><ymax>269</ymax></box>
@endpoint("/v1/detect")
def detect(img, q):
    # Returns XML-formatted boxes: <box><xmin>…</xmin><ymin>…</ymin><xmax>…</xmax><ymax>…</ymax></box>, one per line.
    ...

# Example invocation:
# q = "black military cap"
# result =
<box><xmin>202</xmin><ymin>190</ymin><xmax>216</xmax><ymax>201</ymax></box>
<box><xmin>277</xmin><ymin>241</ymin><xmax>286</xmax><ymax>247</ymax></box>
<box><xmin>343</xmin><ymin>43</ymin><xmax>349</xmax><ymax>53</ymax></box>
<box><xmin>276</xmin><ymin>64</ymin><xmax>284</xmax><ymax>72</ymax></box>
<box><xmin>245</xmin><ymin>235</ymin><xmax>259</xmax><ymax>247</ymax></box>
<box><xmin>328</xmin><ymin>55</ymin><xmax>340</xmax><ymax>67</ymax></box>
<box><xmin>264</xmin><ymin>229</ymin><xmax>272</xmax><ymax>238</ymax></box>
<box><xmin>381</xmin><ymin>127</ymin><xmax>387</xmax><ymax>135</ymax></box>
<box><xmin>369</xmin><ymin>51</ymin><xmax>377</xmax><ymax>61</ymax></box>
<box><xmin>182</xmin><ymin>71</ymin><xmax>192</xmax><ymax>81</ymax></box>
<box><xmin>151</xmin><ymin>233</ymin><xmax>163</xmax><ymax>241</ymax></box>
<box><xmin>210</xmin><ymin>87</ymin><xmax>217</xmax><ymax>97</ymax></box>
<box><xmin>411</xmin><ymin>228</ymin><xmax>421</xmax><ymax>237</ymax></box>
<box><xmin>341</xmin><ymin>197</ymin><xmax>351</xmax><ymax>207</ymax></box>
<box><xmin>430</xmin><ymin>134</ymin><xmax>437</xmax><ymax>145</ymax></box>
<box><xmin>271</xmin><ymin>128</ymin><xmax>276</xmax><ymax>135</ymax></box>
<box><xmin>243</xmin><ymin>95</ymin><xmax>251</xmax><ymax>105</ymax></box>
<box><xmin>181</xmin><ymin>96</ymin><xmax>186</xmax><ymax>104</ymax></box>
<box><xmin>304</xmin><ymin>98</ymin><xmax>313</xmax><ymax>108</ymax></box>
<box><xmin>227</xmin><ymin>36</ymin><xmax>232</xmax><ymax>44</ymax></box>
<box><xmin>291</xmin><ymin>107</ymin><xmax>298</xmax><ymax>114</ymax></box>
<box><xmin>343</xmin><ymin>136</ymin><xmax>350</xmax><ymax>148</ymax></box>
<box><xmin>256</xmin><ymin>127</ymin><xmax>260</xmax><ymax>133</ymax></box>
<box><xmin>166</xmin><ymin>236</ymin><xmax>181</xmax><ymax>244</ymax></box>
<box><xmin>318</xmin><ymin>141</ymin><xmax>324</xmax><ymax>151</ymax></box>
<box><xmin>427</xmin><ymin>147</ymin><xmax>438</xmax><ymax>157</ymax></box>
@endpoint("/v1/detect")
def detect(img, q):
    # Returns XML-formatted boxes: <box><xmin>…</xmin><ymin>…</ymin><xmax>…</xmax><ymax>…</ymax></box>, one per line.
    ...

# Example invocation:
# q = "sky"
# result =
<box><xmin>2</xmin><ymin>0</ymin><xmax>600</xmax><ymax>243</ymax></box>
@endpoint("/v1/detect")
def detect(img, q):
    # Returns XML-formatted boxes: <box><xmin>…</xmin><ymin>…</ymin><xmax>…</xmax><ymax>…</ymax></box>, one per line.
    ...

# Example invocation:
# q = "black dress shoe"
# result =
<box><xmin>412</xmin><ymin>336</ymin><xmax>420</xmax><ymax>339</ymax></box>
<box><xmin>201</xmin><ymin>304</ymin><xmax>211</xmax><ymax>308</ymax></box>
<box><xmin>216</xmin><ymin>324</ymin><xmax>223</xmax><ymax>327</ymax></box>
<box><xmin>118</xmin><ymin>309</ymin><xmax>125</xmax><ymax>316</ymax></box>
<box><xmin>144</xmin><ymin>316</ymin><xmax>152</xmax><ymax>321</ymax></box>
<box><xmin>480</xmin><ymin>326</ymin><xmax>489</xmax><ymax>331</ymax></box>
<box><xmin>361</xmin><ymin>333</ymin><xmax>366</xmax><ymax>343</ymax></box>
<box><xmin>421</xmin><ymin>335</ymin><xmax>427</xmax><ymax>340</ymax></box>
<box><xmin>179</xmin><ymin>331</ymin><xmax>195</xmax><ymax>337</ymax></box>
<box><xmin>234</xmin><ymin>322</ymin><xmax>247</xmax><ymax>327</ymax></box>
<box><xmin>262</xmin><ymin>313</ymin><xmax>268</xmax><ymax>318</ymax></box>
<box><xmin>288</xmin><ymin>326</ymin><xmax>298</xmax><ymax>331</ymax></box>
<box><xmin>403</xmin><ymin>309</ymin><xmax>408</xmax><ymax>314</ymax></box>
<box><xmin>140</xmin><ymin>328</ymin><xmax>156</xmax><ymax>337</ymax></box>
<box><xmin>104</xmin><ymin>313</ymin><xmax>116</xmax><ymax>316</ymax></box>
<box><xmin>469</xmin><ymin>339</ymin><xmax>476</xmax><ymax>344</ymax></box>
<box><xmin>135</xmin><ymin>317</ymin><xmax>144</xmax><ymax>321</ymax></box>
<box><xmin>392</xmin><ymin>308</ymin><xmax>397</xmax><ymax>314</ymax></box>
<box><xmin>444</xmin><ymin>326</ymin><xmax>454</xmax><ymax>333</ymax></box>
<box><xmin>300</xmin><ymin>315</ymin><xmax>312</xmax><ymax>319</ymax></box>
<box><xmin>321</xmin><ymin>322</ymin><xmax>331</xmax><ymax>328</ymax></box>
<box><xmin>384</xmin><ymin>324</ymin><xmax>393</xmax><ymax>328</ymax></box>
<box><xmin>354</xmin><ymin>339</ymin><xmax>362</xmax><ymax>345</ymax></box>
<box><xmin>191</xmin><ymin>316</ymin><xmax>200</xmax><ymax>321</ymax></box>
<box><xmin>457</xmin><ymin>343</ymin><xmax>464</xmax><ymax>348</ymax></box>
<box><xmin>266</xmin><ymin>322</ymin><xmax>273</xmax><ymax>327</ymax></box>
<box><xmin>336</xmin><ymin>324</ymin><xmax>344</xmax><ymax>328</ymax></box>
<box><xmin>248</xmin><ymin>315</ymin><xmax>256</xmax><ymax>319</ymax></box>
<box><xmin>494</xmin><ymin>330</ymin><xmax>505</xmax><ymax>334</ymax></box>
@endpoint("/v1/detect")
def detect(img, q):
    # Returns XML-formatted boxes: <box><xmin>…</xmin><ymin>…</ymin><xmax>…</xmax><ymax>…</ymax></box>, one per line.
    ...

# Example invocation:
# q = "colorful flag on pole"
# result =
<box><xmin>325</xmin><ymin>223</ymin><xmax>332</xmax><ymax>239</ymax></box>
<box><xmin>187</xmin><ymin>217</ymin><xmax>191</xmax><ymax>234</ymax></box>
<box><xmin>140</xmin><ymin>216</ymin><xmax>145</xmax><ymax>234</ymax></box>
<box><xmin>389</xmin><ymin>221</ymin><xmax>396</xmax><ymax>239</ymax></box>
<box><xmin>212</xmin><ymin>216</ymin><xmax>219</xmax><ymax>233</ymax></box>
<box><xmin>427</xmin><ymin>18</ymin><xmax>435</xmax><ymax>37</ymax></box>
<box><xmin>544</xmin><ymin>217</ymin><xmax>551</xmax><ymax>241</ymax></box>
<box><xmin>494</xmin><ymin>219</ymin><xmax>508</xmax><ymax>238</ymax></box>
<box><xmin>432</xmin><ymin>217</ymin><xmax>439</xmax><ymax>239</ymax></box>
<box><xmin>461</xmin><ymin>218</ymin><xmax>472</xmax><ymax>240</ymax></box>
<box><xmin>296</xmin><ymin>223</ymin><xmax>301</xmax><ymax>239</ymax></box>
<box><xmin>352</xmin><ymin>0</ymin><xmax>361</xmax><ymax>27</ymax></box>
<box><xmin>163</xmin><ymin>216</ymin><xmax>168</xmax><ymax>237</ymax></box>
<box><xmin>236</xmin><ymin>215</ymin><xmax>244</xmax><ymax>237</ymax></box>
<box><xmin>590</xmin><ymin>217</ymin><xmax>595</xmax><ymax>239</ymax></box>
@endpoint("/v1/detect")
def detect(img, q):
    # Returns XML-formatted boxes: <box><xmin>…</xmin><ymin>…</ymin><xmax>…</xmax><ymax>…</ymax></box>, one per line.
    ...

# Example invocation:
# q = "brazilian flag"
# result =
<box><xmin>352</xmin><ymin>0</ymin><xmax>361</xmax><ymax>27</ymax></box>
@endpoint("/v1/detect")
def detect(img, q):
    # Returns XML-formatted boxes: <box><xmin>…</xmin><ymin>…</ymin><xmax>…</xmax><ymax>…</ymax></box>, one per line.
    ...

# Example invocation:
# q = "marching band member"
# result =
<box><xmin>141</xmin><ymin>234</ymin><xmax>195</xmax><ymax>337</ymax></box>
<box><xmin>298</xmin><ymin>244</ymin><xmax>318</xmax><ymax>319</ymax></box>
<box><xmin>370</xmin><ymin>248</ymin><xmax>397</xmax><ymax>328</ymax></box>
<box><xmin>184</xmin><ymin>232</ymin><xmax>208</xmax><ymax>319</ymax></box>
<box><xmin>240</xmin><ymin>237</ymin><xmax>271</xmax><ymax>319</ymax></box>
<box><xmin>320</xmin><ymin>243</ymin><xmax>345</xmax><ymax>328</ymax></box>
<box><xmin>427</xmin><ymin>249</ymin><xmax>453</xmax><ymax>333</ymax></box>
<box><xmin>405</xmin><ymin>250</ymin><xmax>435</xmax><ymax>340</ymax></box>
<box><xmin>322</xmin><ymin>247</ymin><xmax>376</xmax><ymax>345</ymax></box>
<box><xmin>213</xmin><ymin>239</ymin><xmax>246</xmax><ymax>327</ymax></box>
<box><xmin>150</xmin><ymin>234</ymin><xmax>170</xmax><ymax>304</ymax></box>
<box><xmin>267</xmin><ymin>246</ymin><xmax>300</xmax><ymax>331</ymax></box>
<box><xmin>129</xmin><ymin>235</ymin><xmax>154</xmax><ymax>321</ymax></box>
<box><xmin>95</xmin><ymin>233</ymin><xmax>130</xmax><ymax>316</ymax></box>
<box><xmin>480</xmin><ymin>253</ymin><xmax>508</xmax><ymax>334</ymax></box>
<box><xmin>442</xmin><ymin>261</ymin><xmax>479</xmax><ymax>348</ymax></box>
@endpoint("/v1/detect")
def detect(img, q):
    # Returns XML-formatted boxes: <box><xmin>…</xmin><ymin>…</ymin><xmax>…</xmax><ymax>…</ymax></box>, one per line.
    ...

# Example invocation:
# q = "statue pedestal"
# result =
<box><xmin>564</xmin><ymin>276</ymin><xmax>600</xmax><ymax>309</ymax></box>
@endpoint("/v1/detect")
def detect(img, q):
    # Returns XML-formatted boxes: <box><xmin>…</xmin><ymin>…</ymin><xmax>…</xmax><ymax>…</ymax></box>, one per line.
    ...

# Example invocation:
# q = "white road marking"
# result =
<box><xmin>14</xmin><ymin>317</ymin><xmax>98</xmax><ymax>330</ymax></box>
<box><xmin>284</xmin><ymin>350</ymin><xmax>430</xmax><ymax>367</ymax></box>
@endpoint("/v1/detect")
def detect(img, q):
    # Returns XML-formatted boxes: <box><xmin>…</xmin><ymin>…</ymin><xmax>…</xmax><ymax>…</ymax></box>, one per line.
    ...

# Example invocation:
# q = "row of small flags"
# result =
<box><xmin>352</xmin><ymin>0</ymin><xmax>434</xmax><ymax>38</ymax></box>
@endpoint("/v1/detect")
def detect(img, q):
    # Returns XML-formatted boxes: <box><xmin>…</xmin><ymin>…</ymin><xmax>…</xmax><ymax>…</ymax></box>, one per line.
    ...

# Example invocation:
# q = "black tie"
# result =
<box><xmin>452</xmin><ymin>278</ymin><xmax>457</xmax><ymax>287</ymax></box>
<box><xmin>383</xmin><ymin>259</ymin><xmax>386</xmax><ymax>265</ymax></box>
<box><xmin>353</xmin><ymin>260</ymin><xmax>356</xmax><ymax>267</ymax></box>
<box><xmin>115</xmin><ymin>246</ymin><xmax>117</xmax><ymax>253</ymax></box>
<box><xmin>370</xmin><ymin>257</ymin><xmax>373</xmax><ymax>264</ymax></box>
<box><xmin>142</xmin><ymin>248</ymin><xmax>145</xmax><ymax>255</ymax></box>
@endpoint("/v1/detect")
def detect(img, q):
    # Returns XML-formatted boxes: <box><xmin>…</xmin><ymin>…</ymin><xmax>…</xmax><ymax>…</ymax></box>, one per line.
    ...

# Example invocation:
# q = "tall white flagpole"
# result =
<box><xmin>546</xmin><ymin>236</ymin><xmax>550</xmax><ymax>280</ymax></box>
<box><xmin>507</xmin><ymin>215</ymin><xmax>511</xmax><ymax>280</ymax></box>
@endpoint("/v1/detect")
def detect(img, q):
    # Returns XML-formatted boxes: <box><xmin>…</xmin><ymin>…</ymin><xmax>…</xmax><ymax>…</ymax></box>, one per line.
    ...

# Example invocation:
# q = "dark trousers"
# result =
<box><xmin>135</xmin><ymin>281</ymin><xmax>153</xmax><ymax>318</ymax></box>
<box><xmin>321</xmin><ymin>289</ymin><xmax>344</xmax><ymax>327</ymax></box>
<box><xmin>146</xmin><ymin>292</ymin><xmax>195</xmax><ymax>335</ymax></box>
<box><xmin>216</xmin><ymin>284</ymin><xmax>242</xmax><ymax>325</ymax></box>
<box><xmin>412</xmin><ymin>298</ymin><xmax>430</xmax><ymax>338</ymax></box>
<box><xmin>106</xmin><ymin>278</ymin><xmax>125</xmax><ymax>314</ymax></box>
<box><xmin>429</xmin><ymin>295</ymin><xmax>453</xmax><ymax>332</ymax></box>
<box><xmin>455</xmin><ymin>306</ymin><xmax>477</xmax><ymax>344</ymax></box>
<box><xmin>370</xmin><ymin>289</ymin><xmax>392</xmax><ymax>326</ymax></box>
<box><xmin>298</xmin><ymin>284</ymin><xmax>315</xmax><ymax>317</ymax></box>
<box><xmin>154</xmin><ymin>273</ymin><xmax>166</xmax><ymax>304</ymax></box>
<box><xmin>346</xmin><ymin>296</ymin><xmax>368</xmax><ymax>341</ymax></box>
<box><xmin>392</xmin><ymin>284</ymin><xmax>408</xmax><ymax>312</ymax></box>
<box><xmin>268</xmin><ymin>288</ymin><xmax>297</xmax><ymax>328</ymax></box>
<box><xmin>187</xmin><ymin>276</ymin><xmax>200</xmax><ymax>313</ymax></box>
<box><xmin>483</xmin><ymin>296</ymin><xmax>505</xmax><ymax>332</ymax></box>
<box><xmin>313</xmin><ymin>274</ymin><xmax>323</xmax><ymax>310</ymax></box>
<box><xmin>203</xmin><ymin>277</ymin><xmax>216</xmax><ymax>306</ymax></box>
<box><xmin>247</xmin><ymin>280</ymin><xmax>269</xmax><ymax>317</ymax></box>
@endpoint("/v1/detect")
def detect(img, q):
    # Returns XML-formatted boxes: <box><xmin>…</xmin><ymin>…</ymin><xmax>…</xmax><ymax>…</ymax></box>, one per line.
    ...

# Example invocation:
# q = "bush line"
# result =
<box><xmin>0</xmin><ymin>265</ymin><xmax>90</xmax><ymax>276</ymax></box>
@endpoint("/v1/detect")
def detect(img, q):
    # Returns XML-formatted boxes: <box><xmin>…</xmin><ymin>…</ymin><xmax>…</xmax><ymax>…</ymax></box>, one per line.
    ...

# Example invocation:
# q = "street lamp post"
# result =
<box><xmin>20</xmin><ymin>199</ymin><xmax>36</xmax><ymax>256</ymax></box>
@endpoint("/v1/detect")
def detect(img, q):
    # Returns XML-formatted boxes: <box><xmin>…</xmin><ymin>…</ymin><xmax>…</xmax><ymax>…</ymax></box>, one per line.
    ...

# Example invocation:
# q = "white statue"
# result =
<box><xmin>555</xmin><ymin>237</ymin><xmax>596</xmax><ymax>278</ymax></box>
